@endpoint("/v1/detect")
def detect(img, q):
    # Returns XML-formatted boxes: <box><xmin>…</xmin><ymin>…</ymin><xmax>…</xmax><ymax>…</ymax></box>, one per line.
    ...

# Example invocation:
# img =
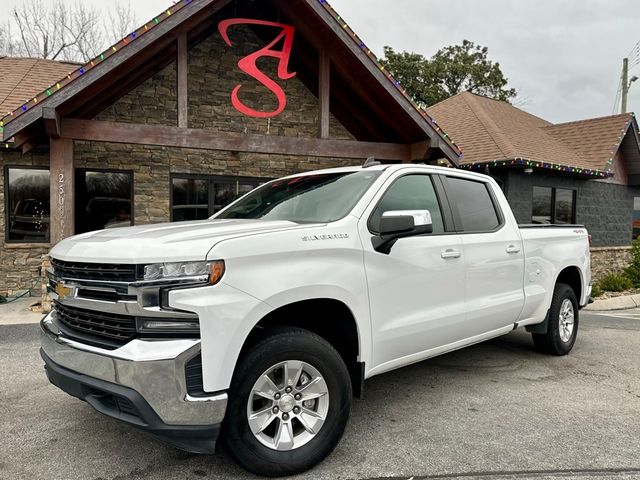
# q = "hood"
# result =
<box><xmin>50</xmin><ymin>219</ymin><xmax>312</xmax><ymax>264</ymax></box>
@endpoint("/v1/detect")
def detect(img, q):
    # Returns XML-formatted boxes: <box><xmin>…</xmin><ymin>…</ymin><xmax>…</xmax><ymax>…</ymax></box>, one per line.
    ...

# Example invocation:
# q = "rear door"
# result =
<box><xmin>360</xmin><ymin>171</ymin><xmax>467</xmax><ymax>373</ymax></box>
<box><xmin>442</xmin><ymin>174</ymin><xmax>525</xmax><ymax>335</ymax></box>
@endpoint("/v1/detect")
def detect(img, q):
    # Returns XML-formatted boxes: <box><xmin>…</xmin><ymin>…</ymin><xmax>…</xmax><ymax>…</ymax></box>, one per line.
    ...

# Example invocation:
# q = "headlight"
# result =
<box><xmin>143</xmin><ymin>260</ymin><xmax>225</xmax><ymax>284</ymax></box>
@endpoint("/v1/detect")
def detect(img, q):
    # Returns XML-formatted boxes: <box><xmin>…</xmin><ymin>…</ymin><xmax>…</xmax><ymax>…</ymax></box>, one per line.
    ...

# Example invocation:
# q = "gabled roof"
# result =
<box><xmin>426</xmin><ymin>91</ymin><xmax>638</xmax><ymax>178</ymax></box>
<box><xmin>0</xmin><ymin>0</ymin><xmax>463</xmax><ymax>163</ymax></box>
<box><xmin>0</xmin><ymin>57</ymin><xmax>79</xmax><ymax>114</ymax></box>
<box><xmin>544</xmin><ymin>114</ymin><xmax>635</xmax><ymax>171</ymax></box>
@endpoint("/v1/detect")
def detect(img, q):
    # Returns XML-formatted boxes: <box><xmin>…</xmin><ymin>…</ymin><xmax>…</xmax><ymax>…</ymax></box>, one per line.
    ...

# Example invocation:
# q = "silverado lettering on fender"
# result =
<box><xmin>41</xmin><ymin>164</ymin><xmax>591</xmax><ymax>476</ymax></box>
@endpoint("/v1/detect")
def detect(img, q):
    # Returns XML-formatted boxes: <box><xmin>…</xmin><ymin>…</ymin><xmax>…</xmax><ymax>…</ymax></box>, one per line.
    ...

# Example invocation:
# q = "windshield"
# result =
<box><xmin>216</xmin><ymin>171</ymin><xmax>382</xmax><ymax>223</ymax></box>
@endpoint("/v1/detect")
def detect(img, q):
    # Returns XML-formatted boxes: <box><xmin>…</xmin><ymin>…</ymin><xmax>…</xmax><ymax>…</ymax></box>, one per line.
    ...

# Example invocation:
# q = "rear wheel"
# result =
<box><xmin>532</xmin><ymin>283</ymin><xmax>579</xmax><ymax>356</ymax></box>
<box><xmin>224</xmin><ymin>328</ymin><xmax>352</xmax><ymax>477</ymax></box>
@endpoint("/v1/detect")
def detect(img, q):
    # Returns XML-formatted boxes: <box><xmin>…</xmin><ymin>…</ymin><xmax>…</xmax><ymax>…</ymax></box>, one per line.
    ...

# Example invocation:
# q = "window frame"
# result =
<box><xmin>531</xmin><ymin>185</ymin><xmax>577</xmax><ymax>225</ymax></box>
<box><xmin>367</xmin><ymin>173</ymin><xmax>455</xmax><ymax>236</ymax></box>
<box><xmin>74</xmin><ymin>168</ymin><xmax>135</xmax><ymax>234</ymax></box>
<box><xmin>442</xmin><ymin>175</ymin><xmax>505</xmax><ymax>234</ymax></box>
<box><xmin>4</xmin><ymin>165</ymin><xmax>51</xmax><ymax>244</ymax></box>
<box><xmin>170</xmin><ymin>173</ymin><xmax>264</xmax><ymax>222</ymax></box>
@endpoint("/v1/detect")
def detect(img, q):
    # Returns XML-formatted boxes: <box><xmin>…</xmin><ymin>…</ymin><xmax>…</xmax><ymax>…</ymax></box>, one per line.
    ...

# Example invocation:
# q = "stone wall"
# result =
<box><xmin>74</xmin><ymin>141</ymin><xmax>359</xmax><ymax>225</ymax></box>
<box><xmin>503</xmin><ymin>169</ymin><xmax>640</xmax><ymax>247</ymax></box>
<box><xmin>96</xmin><ymin>25</ymin><xmax>352</xmax><ymax>140</ymax></box>
<box><xmin>0</xmin><ymin>149</ymin><xmax>51</xmax><ymax>297</ymax></box>
<box><xmin>590</xmin><ymin>246</ymin><xmax>633</xmax><ymax>283</ymax></box>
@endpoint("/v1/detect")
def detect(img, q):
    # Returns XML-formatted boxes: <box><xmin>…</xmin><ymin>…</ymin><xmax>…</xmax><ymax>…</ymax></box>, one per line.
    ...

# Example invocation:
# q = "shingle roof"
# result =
<box><xmin>544</xmin><ymin>115</ymin><xmax>634</xmax><ymax>171</ymax></box>
<box><xmin>0</xmin><ymin>57</ymin><xmax>79</xmax><ymax>115</ymax></box>
<box><xmin>426</xmin><ymin>91</ymin><xmax>636</xmax><ymax>177</ymax></box>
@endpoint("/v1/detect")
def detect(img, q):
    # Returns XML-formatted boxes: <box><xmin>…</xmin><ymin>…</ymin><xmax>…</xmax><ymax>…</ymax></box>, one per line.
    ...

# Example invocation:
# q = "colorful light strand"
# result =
<box><xmin>462</xmin><ymin>158</ymin><xmax>612</xmax><ymax>179</ymax></box>
<box><xmin>317</xmin><ymin>0</ymin><xmax>464</xmax><ymax>158</ymax></box>
<box><xmin>1</xmin><ymin>0</ymin><xmax>192</xmax><ymax>127</ymax></box>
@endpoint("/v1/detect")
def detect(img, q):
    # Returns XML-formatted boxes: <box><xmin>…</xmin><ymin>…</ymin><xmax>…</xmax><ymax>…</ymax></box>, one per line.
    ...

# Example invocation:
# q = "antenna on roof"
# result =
<box><xmin>363</xmin><ymin>157</ymin><xmax>382</xmax><ymax>168</ymax></box>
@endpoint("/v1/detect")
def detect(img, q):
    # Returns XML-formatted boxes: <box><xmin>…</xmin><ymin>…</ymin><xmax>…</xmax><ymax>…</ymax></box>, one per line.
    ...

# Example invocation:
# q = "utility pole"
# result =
<box><xmin>621</xmin><ymin>57</ymin><xmax>629</xmax><ymax>114</ymax></box>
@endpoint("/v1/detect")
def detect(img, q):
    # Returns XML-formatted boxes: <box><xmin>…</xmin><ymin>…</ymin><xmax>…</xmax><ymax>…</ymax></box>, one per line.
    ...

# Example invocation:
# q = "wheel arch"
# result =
<box><xmin>555</xmin><ymin>265</ymin><xmax>583</xmax><ymax>303</ymax></box>
<box><xmin>237</xmin><ymin>298</ymin><xmax>365</xmax><ymax>399</ymax></box>
<box><xmin>527</xmin><ymin>265</ymin><xmax>583</xmax><ymax>335</ymax></box>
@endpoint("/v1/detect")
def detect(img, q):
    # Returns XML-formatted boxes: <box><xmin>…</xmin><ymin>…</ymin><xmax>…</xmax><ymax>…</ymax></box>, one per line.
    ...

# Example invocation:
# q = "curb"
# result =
<box><xmin>585</xmin><ymin>293</ymin><xmax>640</xmax><ymax>312</ymax></box>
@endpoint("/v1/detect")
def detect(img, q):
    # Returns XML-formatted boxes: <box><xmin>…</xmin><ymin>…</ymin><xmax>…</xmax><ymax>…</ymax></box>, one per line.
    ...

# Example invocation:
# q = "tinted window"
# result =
<box><xmin>6</xmin><ymin>168</ymin><xmax>50</xmax><ymax>242</ymax></box>
<box><xmin>531</xmin><ymin>186</ymin><xmax>576</xmax><ymax>225</ymax></box>
<box><xmin>555</xmin><ymin>188</ymin><xmax>575</xmax><ymax>224</ymax></box>
<box><xmin>172</xmin><ymin>176</ymin><xmax>262</xmax><ymax>222</ymax></box>
<box><xmin>532</xmin><ymin>187</ymin><xmax>553</xmax><ymax>224</ymax></box>
<box><xmin>369</xmin><ymin>175</ymin><xmax>444</xmax><ymax>234</ymax></box>
<box><xmin>172</xmin><ymin>178</ymin><xmax>209</xmax><ymax>222</ymax></box>
<box><xmin>447</xmin><ymin>177</ymin><xmax>500</xmax><ymax>232</ymax></box>
<box><xmin>76</xmin><ymin>170</ymin><xmax>132</xmax><ymax>234</ymax></box>
<box><xmin>218</xmin><ymin>171</ymin><xmax>381</xmax><ymax>223</ymax></box>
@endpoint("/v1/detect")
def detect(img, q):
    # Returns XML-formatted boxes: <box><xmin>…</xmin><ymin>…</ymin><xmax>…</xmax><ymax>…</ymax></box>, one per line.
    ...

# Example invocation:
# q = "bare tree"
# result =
<box><xmin>0</xmin><ymin>21</ymin><xmax>22</xmax><ymax>57</ymax></box>
<box><xmin>106</xmin><ymin>2</ymin><xmax>138</xmax><ymax>45</ymax></box>
<box><xmin>7</xmin><ymin>0</ymin><xmax>137</xmax><ymax>63</ymax></box>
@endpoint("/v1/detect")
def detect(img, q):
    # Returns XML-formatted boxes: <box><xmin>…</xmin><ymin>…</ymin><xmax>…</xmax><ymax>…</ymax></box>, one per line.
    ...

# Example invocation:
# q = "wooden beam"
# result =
<box><xmin>318</xmin><ymin>50</ymin><xmax>330</xmax><ymax>139</ymax></box>
<box><xmin>50</xmin><ymin>138</ymin><xmax>75</xmax><ymax>245</ymax></box>
<box><xmin>22</xmin><ymin>141</ymin><xmax>36</xmax><ymax>154</ymax></box>
<box><xmin>409</xmin><ymin>140</ymin><xmax>433</xmax><ymax>163</ymax></box>
<box><xmin>61</xmin><ymin>119</ymin><xmax>412</xmax><ymax>161</ymax></box>
<box><xmin>43</xmin><ymin>107</ymin><xmax>61</xmax><ymax>138</ymax></box>
<box><xmin>177</xmin><ymin>33</ymin><xmax>189</xmax><ymax>128</ymax></box>
<box><xmin>13</xmin><ymin>131</ymin><xmax>34</xmax><ymax>149</ymax></box>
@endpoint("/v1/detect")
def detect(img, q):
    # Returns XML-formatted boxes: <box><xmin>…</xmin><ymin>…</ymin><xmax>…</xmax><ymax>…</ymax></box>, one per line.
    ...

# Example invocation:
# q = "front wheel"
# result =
<box><xmin>532</xmin><ymin>283</ymin><xmax>579</xmax><ymax>356</ymax></box>
<box><xmin>223</xmin><ymin>327</ymin><xmax>352</xmax><ymax>477</ymax></box>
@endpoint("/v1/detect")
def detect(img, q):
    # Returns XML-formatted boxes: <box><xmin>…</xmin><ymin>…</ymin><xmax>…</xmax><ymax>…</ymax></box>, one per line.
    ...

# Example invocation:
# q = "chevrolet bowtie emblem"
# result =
<box><xmin>55</xmin><ymin>283</ymin><xmax>73</xmax><ymax>300</ymax></box>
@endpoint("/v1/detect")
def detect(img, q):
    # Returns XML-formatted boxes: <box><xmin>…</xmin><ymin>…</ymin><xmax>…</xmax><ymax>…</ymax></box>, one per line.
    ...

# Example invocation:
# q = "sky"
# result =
<box><xmin>1</xmin><ymin>0</ymin><xmax>639</xmax><ymax>123</ymax></box>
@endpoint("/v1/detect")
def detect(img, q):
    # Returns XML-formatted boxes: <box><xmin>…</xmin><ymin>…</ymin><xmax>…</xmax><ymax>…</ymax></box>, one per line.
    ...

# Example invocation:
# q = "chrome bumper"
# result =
<box><xmin>40</xmin><ymin>313</ymin><xmax>227</xmax><ymax>427</ymax></box>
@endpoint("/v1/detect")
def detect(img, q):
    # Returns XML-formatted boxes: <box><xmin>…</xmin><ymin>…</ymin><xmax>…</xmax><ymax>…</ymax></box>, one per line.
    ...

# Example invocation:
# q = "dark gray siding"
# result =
<box><xmin>497</xmin><ymin>169</ymin><xmax>639</xmax><ymax>247</ymax></box>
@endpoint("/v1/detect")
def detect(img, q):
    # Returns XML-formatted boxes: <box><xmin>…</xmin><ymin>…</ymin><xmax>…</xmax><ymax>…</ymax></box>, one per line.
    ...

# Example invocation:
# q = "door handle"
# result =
<box><xmin>506</xmin><ymin>245</ymin><xmax>521</xmax><ymax>254</ymax></box>
<box><xmin>441</xmin><ymin>249</ymin><xmax>461</xmax><ymax>259</ymax></box>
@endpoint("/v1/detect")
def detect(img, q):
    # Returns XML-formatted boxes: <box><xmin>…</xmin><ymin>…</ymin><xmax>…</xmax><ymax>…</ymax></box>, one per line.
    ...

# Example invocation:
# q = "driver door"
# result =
<box><xmin>359</xmin><ymin>173</ymin><xmax>467</xmax><ymax>374</ymax></box>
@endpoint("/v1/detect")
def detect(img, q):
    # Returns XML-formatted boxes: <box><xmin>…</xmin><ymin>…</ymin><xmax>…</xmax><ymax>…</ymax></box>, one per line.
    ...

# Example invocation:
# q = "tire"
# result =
<box><xmin>223</xmin><ymin>327</ymin><xmax>352</xmax><ymax>477</ymax></box>
<box><xmin>532</xmin><ymin>283</ymin><xmax>579</xmax><ymax>356</ymax></box>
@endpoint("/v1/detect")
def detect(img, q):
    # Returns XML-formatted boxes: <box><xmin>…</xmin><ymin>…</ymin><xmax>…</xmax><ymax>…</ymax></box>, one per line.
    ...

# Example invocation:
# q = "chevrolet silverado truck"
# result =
<box><xmin>41</xmin><ymin>163</ymin><xmax>591</xmax><ymax>476</ymax></box>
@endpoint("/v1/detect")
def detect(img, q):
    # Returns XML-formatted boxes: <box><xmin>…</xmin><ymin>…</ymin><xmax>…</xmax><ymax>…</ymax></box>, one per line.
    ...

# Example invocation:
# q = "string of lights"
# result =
<box><xmin>2</xmin><ymin>0</ymin><xmax>464</xmax><ymax>158</ymax></box>
<box><xmin>1</xmin><ymin>0</ymin><xmax>191</xmax><ymax>135</ymax></box>
<box><xmin>462</xmin><ymin>113</ymin><xmax>636</xmax><ymax>179</ymax></box>
<box><xmin>317</xmin><ymin>0</ymin><xmax>464</xmax><ymax>157</ymax></box>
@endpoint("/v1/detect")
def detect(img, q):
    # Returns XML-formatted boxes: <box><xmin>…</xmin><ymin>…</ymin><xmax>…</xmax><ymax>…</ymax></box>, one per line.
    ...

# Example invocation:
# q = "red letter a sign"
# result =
<box><xmin>218</xmin><ymin>19</ymin><xmax>297</xmax><ymax>118</ymax></box>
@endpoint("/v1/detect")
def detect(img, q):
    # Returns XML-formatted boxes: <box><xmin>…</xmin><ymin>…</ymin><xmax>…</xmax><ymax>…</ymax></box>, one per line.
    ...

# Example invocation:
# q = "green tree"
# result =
<box><xmin>382</xmin><ymin>40</ymin><xmax>517</xmax><ymax>107</ymax></box>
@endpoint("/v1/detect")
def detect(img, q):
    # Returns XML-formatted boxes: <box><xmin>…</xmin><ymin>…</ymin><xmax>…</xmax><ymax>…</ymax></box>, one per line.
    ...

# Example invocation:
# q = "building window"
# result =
<box><xmin>75</xmin><ymin>170</ymin><xmax>133</xmax><ymax>234</ymax></box>
<box><xmin>532</xmin><ymin>186</ymin><xmax>576</xmax><ymax>224</ymax></box>
<box><xmin>634</xmin><ymin>197</ymin><xmax>640</xmax><ymax>240</ymax></box>
<box><xmin>5</xmin><ymin>167</ymin><xmax>50</xmax><ymax>243</ymax></box>
<box><xmin>171</xmin><ymin>175</ymin><xmax>262</xmax><ymax>222</ymax></box>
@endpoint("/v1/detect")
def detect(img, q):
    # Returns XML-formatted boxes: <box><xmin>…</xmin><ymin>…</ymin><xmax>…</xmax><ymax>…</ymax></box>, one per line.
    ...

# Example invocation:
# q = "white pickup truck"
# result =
<box><xmin>41</xmin><ymin>163</ymin><xmax>591</xmax><ymax>476</ymax></box>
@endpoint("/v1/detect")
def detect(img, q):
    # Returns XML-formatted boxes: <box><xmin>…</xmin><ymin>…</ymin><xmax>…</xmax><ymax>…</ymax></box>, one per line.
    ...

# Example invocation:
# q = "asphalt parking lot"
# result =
<box><xmin>1</xmin><ymin>310</ymin><xmax>639</xmax><ymax>480</ymax></box>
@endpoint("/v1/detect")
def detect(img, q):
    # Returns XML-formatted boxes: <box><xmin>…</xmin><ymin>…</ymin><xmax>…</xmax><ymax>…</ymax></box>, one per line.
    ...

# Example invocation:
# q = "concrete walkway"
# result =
<box><xmin>0</xmin><ymin>297</ymin><xmax>44</xmax><ymax>326</ymax></box>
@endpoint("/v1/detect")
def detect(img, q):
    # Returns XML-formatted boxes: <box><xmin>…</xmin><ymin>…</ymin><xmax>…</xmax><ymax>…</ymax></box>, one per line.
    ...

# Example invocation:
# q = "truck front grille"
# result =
<box><xmin>54</xmin><ymin>301</ymin><xmax>137</xmax><ymax>348</ymax></box>
<box><xmin>51</xmin><ymin>258</ymin><xmax>138</xmax><ymax>282</ymax></box>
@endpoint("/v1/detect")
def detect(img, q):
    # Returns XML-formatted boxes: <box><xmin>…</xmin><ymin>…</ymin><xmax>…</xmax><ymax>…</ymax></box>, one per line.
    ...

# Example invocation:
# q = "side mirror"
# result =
<box><xmin>372</xmin><ymin>210</ymin><xmax>433</xmax><ymax>254</ymax></box>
